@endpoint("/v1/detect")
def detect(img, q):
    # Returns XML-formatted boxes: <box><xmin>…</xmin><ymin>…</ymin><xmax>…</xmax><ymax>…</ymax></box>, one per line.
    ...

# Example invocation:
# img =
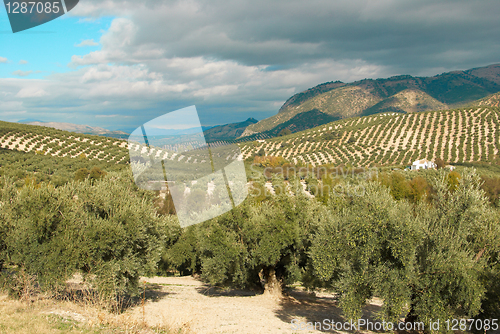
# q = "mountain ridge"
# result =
<box><xmin>23</xmin><ymin>121</ymin><xmax>129</xmax><ymax>139</ymax></box>
<box><xmin>242</xmin><ymin>63</ymin><xmax>500</xmax><ymax>137</ymax></box>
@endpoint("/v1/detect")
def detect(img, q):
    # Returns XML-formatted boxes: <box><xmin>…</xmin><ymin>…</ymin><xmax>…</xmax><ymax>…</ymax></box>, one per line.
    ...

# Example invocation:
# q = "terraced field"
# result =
<box><xmin>240</xmin><ymin>106</ymin><xmax>500</xmax><ymax>167</ymax></box>
<box><xmin>0</xmin><ymin>121</ymin><xmax>129</xmax><ymax>164</ymax></box>
<box><xmin>0</xmin><ymin>121</ymin><xmax>243</xmax><ymax>170</ymax></box>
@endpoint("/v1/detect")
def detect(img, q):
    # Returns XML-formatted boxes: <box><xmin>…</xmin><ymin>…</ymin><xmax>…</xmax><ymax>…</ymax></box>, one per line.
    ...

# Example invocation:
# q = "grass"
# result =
<box><xmin>0</xmin><ymin>290</ymin><xmax>190</xmax><ymax>334</ymax></box>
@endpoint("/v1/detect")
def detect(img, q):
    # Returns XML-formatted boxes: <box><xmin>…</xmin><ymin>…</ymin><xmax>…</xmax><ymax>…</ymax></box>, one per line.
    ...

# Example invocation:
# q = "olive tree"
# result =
<box><xmin>310</xmin><ymin>169</ymin><xmax>500</xmax><ymax>325</ymax></box>
<box><xmin>1</xmin><ymin>173</ymin><xmax>179</xmax><ymax>301</ymax></box>
<box><xmin>195</xmin><ymin>188</ymin><xmax>327</xmax><ymax>295</ymax></box>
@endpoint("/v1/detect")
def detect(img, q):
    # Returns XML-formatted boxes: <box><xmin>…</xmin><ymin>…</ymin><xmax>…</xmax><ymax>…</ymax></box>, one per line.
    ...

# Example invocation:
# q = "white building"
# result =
<box><xmin>411</xmin><ymin>159</ymin><xmax>437</xmax><ymax>170</ymax></box>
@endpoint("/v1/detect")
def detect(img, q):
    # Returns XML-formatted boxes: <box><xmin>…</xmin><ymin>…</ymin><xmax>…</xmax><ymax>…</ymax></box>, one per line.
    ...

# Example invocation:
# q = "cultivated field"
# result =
<box><xmin>241</xmin><ymin>106</ymin><xmax>500</xmax><ymax>167</ymax></box>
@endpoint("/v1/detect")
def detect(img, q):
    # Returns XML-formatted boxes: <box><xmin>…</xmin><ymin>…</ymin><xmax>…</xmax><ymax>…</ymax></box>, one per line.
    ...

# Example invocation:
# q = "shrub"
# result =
<box><xmin>310</xmin><ymin>170</ymin><xmax>500</xmax><ymax>323</ymax></box>
<box><xmin>0</xmin><ymin>175</ymin><xmax>178</xmax><ymax>304</ymax></box>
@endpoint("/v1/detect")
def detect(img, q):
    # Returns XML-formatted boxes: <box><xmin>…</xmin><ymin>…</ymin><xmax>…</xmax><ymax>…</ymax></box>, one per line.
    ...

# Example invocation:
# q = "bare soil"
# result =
<box><xmin>127</xmin><ymin>276</ymin><xmax>384</xmax><ymax>334</ymax></box>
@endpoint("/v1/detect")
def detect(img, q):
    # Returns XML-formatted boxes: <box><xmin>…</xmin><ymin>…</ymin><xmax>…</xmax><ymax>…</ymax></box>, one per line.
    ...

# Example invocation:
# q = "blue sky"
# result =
<box><xmin>0</xmin><ymin>7</ymin><xmax>111</xmax><ymax>79</ymax></box>
<box><xmin>0</xmin><ymin>0</ymin><xmax>499</xmax><ymax>131</ymax></box>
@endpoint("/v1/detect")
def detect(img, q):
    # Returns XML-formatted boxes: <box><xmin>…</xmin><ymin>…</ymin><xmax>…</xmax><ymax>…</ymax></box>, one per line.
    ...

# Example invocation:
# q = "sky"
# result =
<box><xmin>0</xmin><ymin>0</ymin><xmax>499</xmax><ymax>131</ymax></box>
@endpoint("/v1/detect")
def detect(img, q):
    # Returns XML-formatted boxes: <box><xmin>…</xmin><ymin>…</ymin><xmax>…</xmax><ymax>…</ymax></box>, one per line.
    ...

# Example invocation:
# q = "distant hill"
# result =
<box><xmin>471</xmin><ymin>91</ymin><xmax>500</xmax><ymax>108</ymax></box>
<box><xmin>22</xmin><ymin>121</ymin><xmax>129</xmax><ymax>139</ymax></box>
<box><xmin>242</xmin><ymin>63</ymin><xmax>500</xmax><ymax>137</ymax></box>
<box><xmin>240</xmin><ymin>105</ymin><xmax>500</xmax><ymax>167</ymax></box>
<box><xmin>203</xmin><ymin>118</ymin><xmax>258</xmax><ymax>142</ymax></box>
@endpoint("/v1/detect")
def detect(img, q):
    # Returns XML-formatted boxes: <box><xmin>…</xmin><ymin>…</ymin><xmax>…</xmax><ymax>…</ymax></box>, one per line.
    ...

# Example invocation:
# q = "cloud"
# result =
<box><xmin>16</xmin><ymin>87</ymin><xmax>49</xmax><ymax>98</ymax></box>
<box><xmin>0</xmin><ymin>57</ymin><xmax>8</xmax><ymax>63</ymax></box>
<box><xmin>66</xmin><ymin>0</ymin><xmax>500</xmax><ymax>73</ymax></box>
<box><xmin>75</xmin><ymin>39</ymin><xmax>99</xmax><ymax>47</ymax></box>
<box><xmin>12</xmin><ymin>70</ymin><xmax>33</xmax><ymax>77</ymax></box>
<box><xmin>2</xmin><ymin>0</ymin><xmax>499</xmax><ymax>129</ymax></box>
<box><xmin>19</xmin><ymin>60</ymin><xmax>28</xmax><ymax>65</ymax></box>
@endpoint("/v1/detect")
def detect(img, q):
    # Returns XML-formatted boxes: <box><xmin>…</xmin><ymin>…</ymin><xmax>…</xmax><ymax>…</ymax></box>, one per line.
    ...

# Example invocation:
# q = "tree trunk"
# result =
<box><xmin>405</xmin><ymin>293</ymin><xmax>418</xmax><ymax>323</ymax></box>
<box><xmin>260</xmin><ymin>267</ymin><xmax>282</xmax><ymax>298</ymax></box>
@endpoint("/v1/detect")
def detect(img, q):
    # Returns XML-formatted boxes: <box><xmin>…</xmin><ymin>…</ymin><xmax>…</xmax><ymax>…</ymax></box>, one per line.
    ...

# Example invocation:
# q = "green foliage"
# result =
<box><xmin>310</xmin><ymin>169</ymin><xmax>500</xmax><ymax>325</ymax></box>
<box><xmin>167</xmin><ymin>192</ymin><xmax>326</xmax><ymax>293</ymax></box>
<box><xmin>481</xmin><ymin>175</ymin><xmax>500</xmax><ymax>207</ymax></box>
<box><xmin>0</xmin><ymin>174</ymin><xmax>179</xmax><ymax>302</ymax></box>
<box><xmin>75</xmin><ymin>168</ymin><xmax>90</xmax><ymax>181</ymax></box>
<box><xmin>278</xmin><ymin>128</ymin><xmax>292</xmax><ymax>137</ymax></box>
<box><xmin>310</xmin><ymin>182</ymin><xmax>421</xmax><ymax>321</ymax></box>
<box><xmin>435</xmin><ymin>157</ymin><xmax>445</xmax><ymax>169</ymax></box>
<box><xmin>0</xmin><ymin>148</ymin><xmax>125</xmax><ymax>187</ymax></box>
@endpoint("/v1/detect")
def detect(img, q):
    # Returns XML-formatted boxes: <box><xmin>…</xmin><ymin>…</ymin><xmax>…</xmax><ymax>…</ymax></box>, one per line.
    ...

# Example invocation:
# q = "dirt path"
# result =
<box><xmin>125</xmin><ymin>276</ymin><xmax>383</xmax><ymax>334</ymax></box>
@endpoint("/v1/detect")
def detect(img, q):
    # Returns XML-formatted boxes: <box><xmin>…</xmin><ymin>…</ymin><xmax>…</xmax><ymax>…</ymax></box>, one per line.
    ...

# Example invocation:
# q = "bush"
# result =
<box><xmin>172</xmin><ymin>192</ymin><xmax>325</xmax><ymax>295</ymax></box>
<box><xmin>310</xmin><ymin>170</ymin><xmax>500</xmax><ymax>323</ymax></box>
<box><xmin>278</xmin><ymin>128</ymin><xmax>292</xmax><ymax>137</ymax></box>
<box><xmin>0</xmin><ymin>174</ymin><xmax>179</xmax><ymax>304</ymax></box>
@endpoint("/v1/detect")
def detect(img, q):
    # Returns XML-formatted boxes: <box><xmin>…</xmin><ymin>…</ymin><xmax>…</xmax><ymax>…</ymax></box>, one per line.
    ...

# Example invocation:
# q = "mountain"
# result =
<box><xmin>240</xmin><ymin>105</ymin><xmax>500</xmax><ymax>167</ymax></box>
<box><xmin>361</xmin><ymin>89</ymin><xmax>449</xmax><ymax>116</ymax></box>
<box><xmin>23</xmin><ymin>121</ymin><xmax>129</xmax><ymax>139</ymax></box>
<box><xmin>242</xmin><ymin>63</ymin><xmax>500</xmax><ymax>137</ymax></box>
<box><xmin>240</xmin><ymin>110</ymin><xmax>341</xmax><ymax>140</ymax></box>
<box><xmin>203</xmin><ymin>118</ymin><xmax>258</xmax><ymax>142</ymax></box>
<box><xmin>18</xmin><ymin>118</ymin><xmax>43</xmax><ymax>123</ymax></box>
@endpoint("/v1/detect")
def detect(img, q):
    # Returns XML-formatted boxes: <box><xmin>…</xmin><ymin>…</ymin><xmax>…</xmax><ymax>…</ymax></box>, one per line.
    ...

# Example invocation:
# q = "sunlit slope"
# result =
<box><xmin>240</xmin><ymin>106</ymin><xmax>500</xmax><ymax>167</ymax></box>
<box><xmin>361</xmin><ymin>89</ymin><xmax>449</xmax><ymax>116</ymax></box>
<box><xmin>0</xmin><ymin>121</ymin><xmax>129</xmax><ymax>163</ymax></box>
<box><xmin>243</xmin><ymin>86</ymin><xmax>381</xmax><ymax>135</ymax></box>
<box><xmin>243</xmin><ymin>64</ymin><xmax>500</xmax><ymax>137</ymax></box>
<box><xmin>0</xmin><ymin>121</ymin><xmax>242</xmax><ymax>171</ymax></box>
<box><xmin>473</xmin><ymin>92</ymin><xmax>500</xmax><ymax>108</ymax></box>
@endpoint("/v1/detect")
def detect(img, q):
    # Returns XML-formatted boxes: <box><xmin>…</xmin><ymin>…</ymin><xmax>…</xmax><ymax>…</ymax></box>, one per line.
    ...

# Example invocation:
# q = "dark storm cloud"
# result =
<box><xmin>73</xmin><ymin>0</ymin><xmax>500</xmax><ymax>74</ymax></box>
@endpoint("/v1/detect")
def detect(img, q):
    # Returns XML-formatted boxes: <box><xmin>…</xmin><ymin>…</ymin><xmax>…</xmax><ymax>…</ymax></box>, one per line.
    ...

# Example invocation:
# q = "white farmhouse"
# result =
<box><xmin>411</xmin><ymin>159</ymin><xmax>437</xmax><ymax>170</ymax></box>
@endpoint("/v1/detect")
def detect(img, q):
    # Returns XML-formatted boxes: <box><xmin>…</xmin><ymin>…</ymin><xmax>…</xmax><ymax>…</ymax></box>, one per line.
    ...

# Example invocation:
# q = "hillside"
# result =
<box><xmin>472</xmin><ymin>91</ymin><xmax>500</xmax><ymax>108</ymax></box>
<box><xmin>203</xmin><ymin>118</ymin><xmax>258</xmax><ymax>142</ymax></box>
<box><xmin>0</xmin><ymin>121</ymin><xmax>129</xmax><ymax>163</ymax></box>
<box><xmin>0</xmin><ymin>120</ymin><xmax>241</xmax><ymax>174</ymax></box>
<box><xmin>242</xmin><ymin>63</ymin><xmax>500</xmax><ymax>136</ymax></box>
<box><xmin>361</xmin><ymin>89</ymin><xmax>449</xmax><ymax>116</ymax></box>
<box><xmin>240</xmin><ymin>106</ymin><xmax>500</xmax><ymax>167</ymax></box>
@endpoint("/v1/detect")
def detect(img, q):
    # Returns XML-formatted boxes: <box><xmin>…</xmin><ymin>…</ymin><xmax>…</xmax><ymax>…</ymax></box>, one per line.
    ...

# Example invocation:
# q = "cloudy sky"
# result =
<box><xmin>0</xmin><ymin>0</ymin><xmax>499</xmax><ymax>131</ymax></box>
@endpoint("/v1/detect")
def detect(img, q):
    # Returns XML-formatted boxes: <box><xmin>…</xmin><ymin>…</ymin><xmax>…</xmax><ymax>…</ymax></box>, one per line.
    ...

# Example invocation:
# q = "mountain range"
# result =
<box><xmin>20</xmin><ymin>121</ymin><xmax>130</xmax><ymax>139</ymax></box>
<box><xmin>241</xmin><ymin>63</ymin><xmax>500</xmax><ymax>137</ymax></box>
<box><xmin>12</xmin><ymin>63</ymin><xmax>500</xmax><ymax>144</ymax></box>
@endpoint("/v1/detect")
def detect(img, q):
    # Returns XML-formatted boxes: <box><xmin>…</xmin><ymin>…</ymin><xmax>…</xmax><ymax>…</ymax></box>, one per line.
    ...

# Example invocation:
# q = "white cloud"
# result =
<box><xmin>0</xmin><ymin>57</ymin><xmax>8</xmax><ymax>63</ymax></box>
<box><xmin>12</xmin><ymin>70</ymin><xmax>33</xmax><ymax>77</ymax></box>
<box><xmin>16</xmin><ymin>87</ymin><xmax>49</xmax><ymax>98</ymax></box>
<box><xmin>75</xmin><ymin>39</ymin><xmax>99</xmax><ymax>47</ymax></box>
<box><xmin>19</xmin><ymin>60</ymin><xmax>28</xmax><ymax>65</ymax></box>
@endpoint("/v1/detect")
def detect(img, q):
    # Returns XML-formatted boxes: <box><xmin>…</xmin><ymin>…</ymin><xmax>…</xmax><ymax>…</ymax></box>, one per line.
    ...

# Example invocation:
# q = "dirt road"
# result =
<box><xmin>127</xmin><ymin>276</ymin><xmax>383</xmax><ymax>334</ymax></box>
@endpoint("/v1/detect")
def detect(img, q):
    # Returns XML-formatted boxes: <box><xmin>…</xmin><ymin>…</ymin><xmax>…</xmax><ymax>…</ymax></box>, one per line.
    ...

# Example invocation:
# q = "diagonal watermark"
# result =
<box><xmin>128</xmin><ymin>105</ymin><xmax>248</xmax><ymax>228</ymax></box>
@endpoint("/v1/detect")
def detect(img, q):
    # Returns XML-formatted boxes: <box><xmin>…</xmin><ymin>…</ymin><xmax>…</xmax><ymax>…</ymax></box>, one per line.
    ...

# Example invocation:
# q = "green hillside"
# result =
<box><xmin>240</xmin><ymin>106</ymin><xmax>500</xmax><ymax>167</ymax></box>
<box><xmin>0</xmin><ymin>121</ymin><xmax>129</xmax><ymax>163</ymax></box>
<box><xmin>243</xmin><ymin>63</ymin><xmax>500</xmax><ymax>137</ymax></box>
